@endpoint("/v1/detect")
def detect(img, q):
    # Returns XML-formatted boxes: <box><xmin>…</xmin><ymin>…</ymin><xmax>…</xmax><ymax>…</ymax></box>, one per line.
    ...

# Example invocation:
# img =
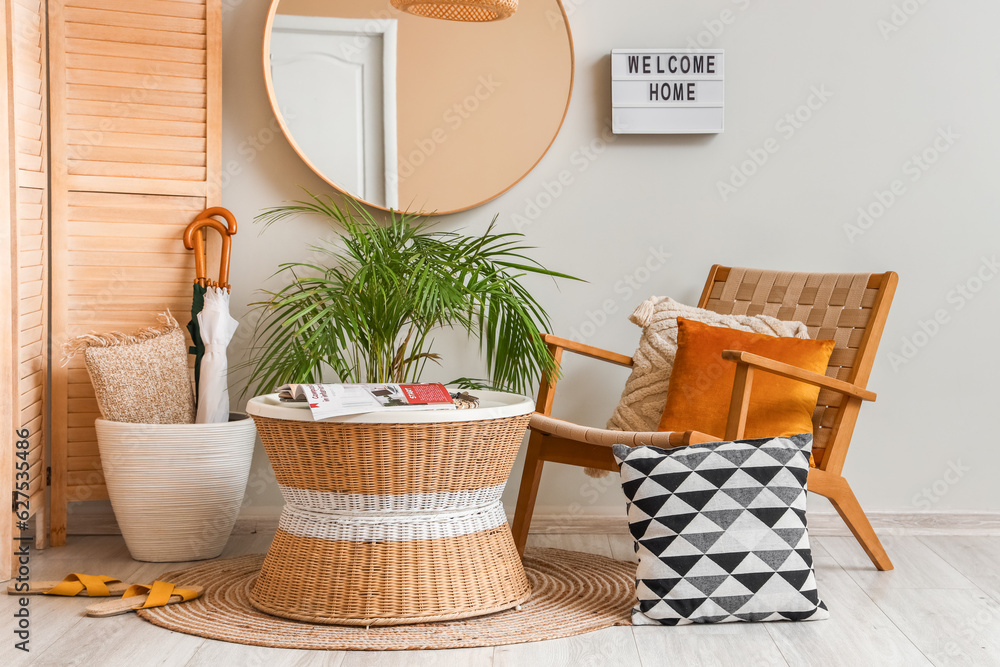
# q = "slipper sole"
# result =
<box><xmin>7</xmin><ymin>581</ymin><xmax>131</xmax><ymax>597</ymax></box>
<box><xmin>86</xmin><ymin>585</ymin><xmax>204</xmax><ymax>617</ymax></box>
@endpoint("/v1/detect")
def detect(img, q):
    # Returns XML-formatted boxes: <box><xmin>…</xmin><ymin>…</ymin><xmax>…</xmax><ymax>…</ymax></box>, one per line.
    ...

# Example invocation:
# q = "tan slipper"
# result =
<box><xmin>7</xmin><ymin>573</ymin><xmax>129</xmax><ymax>597</ymax></box>
<box><xmin>86</xmin><ymin>581</ymin><xmax>203</xmax><ymax>617</ymax></box>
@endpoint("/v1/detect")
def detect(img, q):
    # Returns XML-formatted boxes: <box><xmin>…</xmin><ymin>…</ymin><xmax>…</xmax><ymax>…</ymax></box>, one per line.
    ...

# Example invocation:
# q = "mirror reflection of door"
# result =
<box><xmin>264</xmin><ymin>0</ymin><xmax>573</xmax><ymax>215</ymax></box>
<box><xmin>270</xmin><ymin>16</ymin><xmax>399</xmax><ymax>209</ymax></box>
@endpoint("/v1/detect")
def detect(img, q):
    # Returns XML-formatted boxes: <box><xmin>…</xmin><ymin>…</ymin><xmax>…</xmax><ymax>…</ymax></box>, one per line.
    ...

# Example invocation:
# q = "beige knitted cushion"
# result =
<box><xmin>606</xmin><ymin>297</ymin><xmax>809</xmax><ymax>434</ymax></box>
<box><xmin>64</xmin><ymin>313</ymin><xmax>196</xmax><ymax>424</ymax></box>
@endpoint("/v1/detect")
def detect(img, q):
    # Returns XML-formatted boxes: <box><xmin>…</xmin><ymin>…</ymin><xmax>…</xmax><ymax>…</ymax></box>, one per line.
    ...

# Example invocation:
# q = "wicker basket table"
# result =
<box><xmin>245</xmin><ymin>391</ymin><xmax>534</xmax><ymax>626</ymax></box>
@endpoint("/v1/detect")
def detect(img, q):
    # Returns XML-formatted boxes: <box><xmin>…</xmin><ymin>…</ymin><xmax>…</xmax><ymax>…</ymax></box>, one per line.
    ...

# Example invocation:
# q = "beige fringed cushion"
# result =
<box><xmin>64</xmin><ymin>313</ymin><xmax>196</xmax><ymax>424</ymax></box>
<box><xmin>606</xmin><ymin>297</ymin><xmax>809</xmax><ymax>434</ymax></box>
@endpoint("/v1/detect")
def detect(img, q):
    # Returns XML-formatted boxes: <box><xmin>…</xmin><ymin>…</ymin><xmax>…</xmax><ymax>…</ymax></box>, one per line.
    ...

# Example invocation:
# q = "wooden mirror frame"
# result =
<box><xmin>262</xmin><ymin>0</ymin><xmax>575</xmax><ymax>215</ymax></box>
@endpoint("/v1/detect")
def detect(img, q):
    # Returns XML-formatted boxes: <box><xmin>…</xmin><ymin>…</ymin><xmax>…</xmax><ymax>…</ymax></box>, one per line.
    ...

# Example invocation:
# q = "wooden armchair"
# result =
<box><xmin>511</xmin><ymin>265</ymin><xmax>898</xmax><ymax>571</ymax></box>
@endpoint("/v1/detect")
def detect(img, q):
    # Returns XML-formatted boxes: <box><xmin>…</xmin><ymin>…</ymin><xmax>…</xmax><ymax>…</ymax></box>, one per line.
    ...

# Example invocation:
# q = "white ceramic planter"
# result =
<box><xmin>95</xmin><ymin>414</ymin><xmax>257</xmax><ymax>562</ymax></box>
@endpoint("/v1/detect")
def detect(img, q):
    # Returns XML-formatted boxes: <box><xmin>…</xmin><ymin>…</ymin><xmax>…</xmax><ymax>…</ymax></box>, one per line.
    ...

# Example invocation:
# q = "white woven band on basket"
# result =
<box><xmin>278</xmin><ymin>501</ymin><xmax>509</xmax><ymax>542</ymax></box>
<box><xmin>278</xmin><ymin>482</ymin><xmax>507</xmax><ymax>513</ymax></box>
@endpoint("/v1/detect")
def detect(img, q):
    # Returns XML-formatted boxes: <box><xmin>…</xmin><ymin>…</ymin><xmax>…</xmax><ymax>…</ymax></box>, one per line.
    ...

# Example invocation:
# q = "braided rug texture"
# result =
<box><xmin>138</xmin><ymin>548</ymin><xmax>635</xmax><ymax>651</ymax></box>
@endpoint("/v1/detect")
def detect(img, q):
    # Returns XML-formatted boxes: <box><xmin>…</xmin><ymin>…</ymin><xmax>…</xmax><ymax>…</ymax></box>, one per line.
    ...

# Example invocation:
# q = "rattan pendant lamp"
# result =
<box><xmin>390</xmin><ymin>0</ymin><xmax>517</xmax><ymax>22</ymax></box>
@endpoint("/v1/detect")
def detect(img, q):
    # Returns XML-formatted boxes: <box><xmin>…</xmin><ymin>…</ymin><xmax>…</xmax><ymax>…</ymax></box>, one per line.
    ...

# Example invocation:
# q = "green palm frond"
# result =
<box><xmin>242</xmin><ymin>191</ymin><xmax>582</xmax><ymax>397</ymax></box>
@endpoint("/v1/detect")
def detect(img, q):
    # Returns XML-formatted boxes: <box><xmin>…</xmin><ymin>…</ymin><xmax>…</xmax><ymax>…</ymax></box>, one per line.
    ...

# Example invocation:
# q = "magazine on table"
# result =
<box><xmin>275</xmin><ymin>383</ymin><xmax>457</xmax><ymax>420</ymax></box>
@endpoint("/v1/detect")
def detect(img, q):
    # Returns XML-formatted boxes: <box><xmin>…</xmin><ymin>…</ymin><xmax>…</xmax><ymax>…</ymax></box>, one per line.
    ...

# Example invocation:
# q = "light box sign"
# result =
<box><xmin>611</xmin><ymin>49</ymin><xmax>724</xmax><ymax>134</ymax></box>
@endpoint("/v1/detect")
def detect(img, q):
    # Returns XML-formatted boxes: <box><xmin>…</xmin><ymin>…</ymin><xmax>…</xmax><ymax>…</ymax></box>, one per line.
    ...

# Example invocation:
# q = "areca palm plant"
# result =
<box><xmin>244</xmin><ymin>192</ymin><xmax>579</xmax><ymax>397</ymax></box>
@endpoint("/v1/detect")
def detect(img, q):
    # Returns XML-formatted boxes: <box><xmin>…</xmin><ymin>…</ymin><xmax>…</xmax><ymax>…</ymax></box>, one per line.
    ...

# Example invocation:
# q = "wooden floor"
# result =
<box><xmin>3</xmin><ymin>530</ymin><xmax>1000</xmax><ymax>666</ymax></box>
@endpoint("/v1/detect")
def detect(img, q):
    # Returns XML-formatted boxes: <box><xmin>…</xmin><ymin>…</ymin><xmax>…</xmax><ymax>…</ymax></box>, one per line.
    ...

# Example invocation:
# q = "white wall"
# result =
<box><xmin>222</xmin><ymin>0</ymin><xmax>1000</xmax><ymax>519</ymax></box>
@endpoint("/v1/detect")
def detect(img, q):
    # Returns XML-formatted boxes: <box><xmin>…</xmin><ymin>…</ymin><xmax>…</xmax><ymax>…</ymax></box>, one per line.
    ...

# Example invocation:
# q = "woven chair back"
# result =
<box><xmin>698</xmin><ymin>266</ymin><xmax>895</xmax><ymax>463</ymax></box>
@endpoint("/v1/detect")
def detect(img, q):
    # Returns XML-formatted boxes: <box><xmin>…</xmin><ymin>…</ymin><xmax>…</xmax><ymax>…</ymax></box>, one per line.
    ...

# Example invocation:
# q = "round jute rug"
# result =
<box><xmin>137</xmin><ymin>547</ymin><xmax>635</xmax><ymax>651</ymax></box>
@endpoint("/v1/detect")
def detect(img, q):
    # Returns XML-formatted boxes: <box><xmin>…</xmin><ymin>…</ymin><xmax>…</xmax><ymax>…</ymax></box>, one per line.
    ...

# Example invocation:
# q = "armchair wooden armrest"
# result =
<box><xmin>541</xmin><ymin>333</ymin><xmax>633</xmax><ymax>368</ymax></box>
<box><xmin>535</xmin><ymin>334</ymin><xmax>632</xmax><ymax>416</ymax></box>
<box><xmin>720</xmin><ymin>349</ymin><xmax>876</xmax><ymax>441</ymax></box>
<box><xmin>720</xmin><ymin>350</ymin><xmax>876</xmax><ymax>401</ymax></box>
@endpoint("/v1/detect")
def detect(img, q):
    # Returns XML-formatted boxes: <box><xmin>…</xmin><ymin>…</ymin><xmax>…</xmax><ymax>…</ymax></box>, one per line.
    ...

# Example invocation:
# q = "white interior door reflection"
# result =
<box><xmin>270</xmin><ymin>16</ymin><xmax>398</xmax><ymax>209</ymax></box>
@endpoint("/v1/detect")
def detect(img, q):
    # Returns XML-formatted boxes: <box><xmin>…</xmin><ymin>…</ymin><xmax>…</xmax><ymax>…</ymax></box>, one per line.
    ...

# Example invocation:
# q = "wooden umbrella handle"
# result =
<box><xmin>183</xmin><ymin>208</ymin><xmax>238</xmax><ymax>290</ymax></box>
<box><xmin>196</xmin><ymin>206</ymin><xmax>237</xmax><ymax>235</ymax></box>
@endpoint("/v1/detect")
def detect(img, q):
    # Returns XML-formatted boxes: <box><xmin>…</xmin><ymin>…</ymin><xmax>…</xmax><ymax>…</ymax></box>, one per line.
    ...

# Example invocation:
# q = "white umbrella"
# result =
<box><xmin>196</xmin><ymin>286</ymin><xmax>240</xmax><ymax>423</ymax></box>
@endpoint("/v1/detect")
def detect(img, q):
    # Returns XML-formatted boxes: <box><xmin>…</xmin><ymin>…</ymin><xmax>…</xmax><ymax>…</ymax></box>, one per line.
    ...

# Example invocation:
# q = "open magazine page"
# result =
<box><xmin>276</xmin><ymin>383</ymin><xmax>456</xmax><ymax>420</ymax></box>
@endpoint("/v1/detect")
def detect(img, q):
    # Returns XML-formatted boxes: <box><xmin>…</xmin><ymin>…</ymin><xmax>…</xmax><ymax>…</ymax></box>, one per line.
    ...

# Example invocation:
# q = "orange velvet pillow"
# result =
<box><xmin>657</xmin><ymin>318</ymin><xmax>835</xmax><ymax>440</ymax></box>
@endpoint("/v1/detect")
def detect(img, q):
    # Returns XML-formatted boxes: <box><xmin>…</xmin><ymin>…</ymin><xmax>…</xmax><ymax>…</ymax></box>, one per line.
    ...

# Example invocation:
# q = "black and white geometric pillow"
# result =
<box><xmin>613</xmin><ymin>434</ymin><xmax>828</xmax><ymax>625</ymax></box>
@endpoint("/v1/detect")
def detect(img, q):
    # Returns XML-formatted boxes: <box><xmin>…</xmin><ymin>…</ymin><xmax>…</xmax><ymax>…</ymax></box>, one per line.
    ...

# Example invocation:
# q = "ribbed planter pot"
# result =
<box><xmin>95</xmin><ymin>414</ymin><xmax>257</xmax><ymax>562</ymax></box>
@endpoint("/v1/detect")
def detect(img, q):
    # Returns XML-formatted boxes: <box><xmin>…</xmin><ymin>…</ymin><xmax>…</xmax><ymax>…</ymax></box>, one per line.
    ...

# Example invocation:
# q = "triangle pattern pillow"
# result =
<box><xmin>613</xmin><ymin>434</ymin><xmax>828</xmax><ymax>625</ymax></box>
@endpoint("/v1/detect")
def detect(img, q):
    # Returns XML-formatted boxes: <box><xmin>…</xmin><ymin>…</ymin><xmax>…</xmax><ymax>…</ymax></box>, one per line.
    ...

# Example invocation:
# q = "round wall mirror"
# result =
<box><xmin>264</xmin><ymin>0</ymin><xmax>574</xmax><ymax>214</ymax></box>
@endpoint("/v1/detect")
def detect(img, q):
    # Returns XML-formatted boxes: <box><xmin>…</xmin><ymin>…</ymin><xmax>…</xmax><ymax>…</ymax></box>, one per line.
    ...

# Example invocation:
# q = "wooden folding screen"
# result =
<box><xmin>48</xmin><ymin>0</ymin><xmax>221</xmax><ymax>545</ymax></box>
<box><xmin>3</xmin><ymin>0</ymin><xmax>49</xmax><ymax>577</ymax></box>
<box><xmin>1</xmin><ymin>1</ymin><xmax>12</xmax><ymax>581</ymax></box>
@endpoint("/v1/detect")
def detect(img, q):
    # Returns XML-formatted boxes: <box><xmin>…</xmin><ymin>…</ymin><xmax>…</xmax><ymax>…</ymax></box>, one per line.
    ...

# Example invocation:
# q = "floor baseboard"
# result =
<box><xmin>529</xmin><ymin>511</ymin><xmax>1000</xmax><ymax>537</ymax></box>
<box><xmin>64</xmin><ymin>509</ymin><xmax>1000</xmax><ymax>538</ymax></box>
<box><xmin>808</xmin><ymin>510</ymin><xmax>1000</xmax><ymax>537</ymax></box>
<box><xmin>62</xmin><ymin>511</ymin><xmax>283</xmax><ymax>537</ymax></box>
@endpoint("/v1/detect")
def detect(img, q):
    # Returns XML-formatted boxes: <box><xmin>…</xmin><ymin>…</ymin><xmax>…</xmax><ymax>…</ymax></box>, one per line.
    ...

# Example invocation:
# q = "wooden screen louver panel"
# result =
<box><xmin>49</xmin><ymin>0</ymin><xmax>221</xmax><ymax>545</ymax></box>
<box><xmin>4</xmin><ymin>0</ymin><xmax>50</xmax><ymax>571</ymax></box>
<box><xmin>1</xmin><ymin>0</ymin><xmax>12</xmax><ymax>581</ymax></box>
<box><xmin>61</xmin><ymin>0</ymin><xmax>209</xmax><ymax>197</ymax></box>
